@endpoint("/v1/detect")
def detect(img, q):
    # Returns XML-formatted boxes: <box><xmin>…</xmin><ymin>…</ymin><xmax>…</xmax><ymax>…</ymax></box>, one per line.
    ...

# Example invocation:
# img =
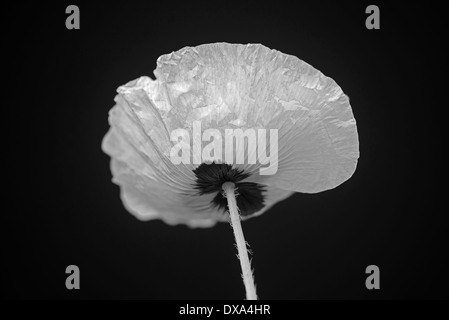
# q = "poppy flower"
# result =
<box><xmin>102</xmin><ymin>42</ymin><xmax>359</xmax><ymax>226</ymax></box>
<box><xmin>102</xmin><ymin>43</ymin><xmax>359</xmax><ymax>299</ymax></box>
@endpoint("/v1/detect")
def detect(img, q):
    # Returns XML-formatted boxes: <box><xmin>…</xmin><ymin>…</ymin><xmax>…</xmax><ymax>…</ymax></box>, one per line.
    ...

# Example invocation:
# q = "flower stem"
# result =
<box><xmin>222</xmin><ymin>181</ymin><xmax>257</xmax><ymax>300</ymax></box>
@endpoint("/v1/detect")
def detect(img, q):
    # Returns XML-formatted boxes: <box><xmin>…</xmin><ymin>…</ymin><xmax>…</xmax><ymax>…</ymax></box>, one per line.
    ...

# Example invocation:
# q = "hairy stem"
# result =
<box><xmin>222</xmin><ymin>181</ymin><xmax>257</xmax><ymax>300</ymax></box>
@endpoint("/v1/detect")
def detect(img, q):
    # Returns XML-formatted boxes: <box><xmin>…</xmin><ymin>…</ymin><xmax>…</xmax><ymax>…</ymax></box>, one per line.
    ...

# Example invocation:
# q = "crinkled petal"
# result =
<box><xmin>150</xmin><ymin>43</ymin><xmax>359</xmax><ymax>192</ymax></box>
<box><xmin>102</xmin><ymin>43</ymin><xmax>359</xmax><ymax>227</ymax></box>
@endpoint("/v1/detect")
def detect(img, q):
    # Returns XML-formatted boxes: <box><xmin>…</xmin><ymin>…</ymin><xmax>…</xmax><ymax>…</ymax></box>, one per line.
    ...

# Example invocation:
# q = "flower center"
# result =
<box><xmin>193</xmin><ymin>162</ymin><xmax>265</xmax><ymax>217</ymax></box>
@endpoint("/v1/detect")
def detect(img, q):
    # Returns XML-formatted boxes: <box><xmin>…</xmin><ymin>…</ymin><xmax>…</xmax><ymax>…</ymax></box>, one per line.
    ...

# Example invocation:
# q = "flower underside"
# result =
<box><xmin>193</xmin><ymin>163</ymin><xmax>265</xmax><ymax>217</ymax></box>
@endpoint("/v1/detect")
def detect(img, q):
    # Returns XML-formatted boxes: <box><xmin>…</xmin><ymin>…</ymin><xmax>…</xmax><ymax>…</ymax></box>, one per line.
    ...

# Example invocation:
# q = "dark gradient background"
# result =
<box><xmin>4</xmin><ymin>2</ymin><xmax>445</xmax><ymax>299</ymax></box>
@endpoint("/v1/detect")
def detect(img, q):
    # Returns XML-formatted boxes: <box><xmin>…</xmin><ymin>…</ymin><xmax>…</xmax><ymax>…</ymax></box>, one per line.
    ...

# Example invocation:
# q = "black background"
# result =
<box><xmin>3</xmin><ymin>1</ymin><xmax>445</xmax><ymax>300</ymax></box>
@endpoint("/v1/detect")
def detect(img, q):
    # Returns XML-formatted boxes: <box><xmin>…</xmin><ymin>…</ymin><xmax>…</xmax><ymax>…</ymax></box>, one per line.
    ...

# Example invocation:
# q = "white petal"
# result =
<box><xmin>108</xmin><ymin>158</ymin><xmax>293</xmax><ymax>227</ymax></box>
<box><xmin>103</xmin><ymin>43</ymin><xmax>359</xmax><ymax>226</ymax></box>
<box><xmin>110</xmin><ymin>159</ymin><xmax>223</xmax><ymax>228</ymax></box>
<box><xmin>152</xmin><ymin>43</ymin><xmax>359</xmax><ymax>193</ymax></box>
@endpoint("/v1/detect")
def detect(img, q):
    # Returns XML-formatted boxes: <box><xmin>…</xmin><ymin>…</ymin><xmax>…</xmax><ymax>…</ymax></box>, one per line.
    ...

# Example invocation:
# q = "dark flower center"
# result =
<box><xmin>193</xmin><ymin>162</ymin><xmax>265</xmax><ymax>217</ymax></box>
